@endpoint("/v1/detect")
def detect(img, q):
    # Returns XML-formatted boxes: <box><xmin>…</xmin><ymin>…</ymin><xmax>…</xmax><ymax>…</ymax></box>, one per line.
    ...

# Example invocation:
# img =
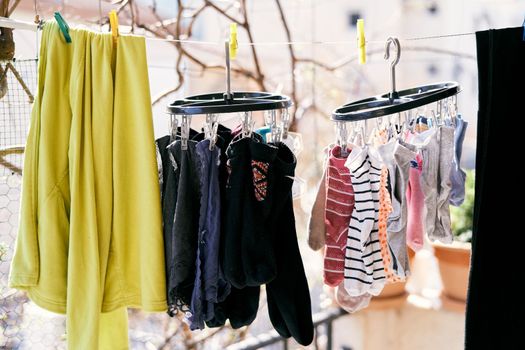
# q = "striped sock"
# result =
<box><xmin>367</xmin><ymin>151</ymin><xmax>387</xmax><ymax>295</ymax></box>
<box><xmin>344</xmin><ymin>146</ymin><xmax>383</xmax><ymax>296</ymax></box>
<box><xmin>323</xmin><ymin>146</ymin><xmax>354</xmax><ymax>287</ymax></box>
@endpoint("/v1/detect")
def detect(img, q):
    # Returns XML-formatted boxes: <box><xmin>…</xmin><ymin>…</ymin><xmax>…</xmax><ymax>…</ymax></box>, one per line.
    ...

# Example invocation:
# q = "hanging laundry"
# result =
<box><xmin>405</xmin><ymin>137</ymin><xmax>425</xmax><ymax>252</ymax></box>
<box><xmin>377</xmin><ymin>140</ymin><xmax>417</xmax><ymax>278</ymax></box>
<box><xmin>9</xmin><ymin>21</ymin><xmax>167</xmax><ymax>350</ymax></box>
<box><xmin>189</xmin><ymin>138</ymin><xmax>231</xmax><ymax>330</ymax></box>
<box><xmin>449</xmin><ymin>115</ymin><xmax>468</xmax><ymax>206</ymax></box>
<box><xmin>157</xmin><ymin>110</ymin><xmax>313</xmax><ymax>345</ymax></box>
<box><xmin>324</xmin><ymin>145</ymin><xmax>354</xmax><ymax>287</ymax></box>
<box><xmin>307</xmin><ymin>163</ymin><xmax>327</xmax><ymax>251</ymax></box>
<box><xmin>344</xmin><ymin>145</ymin><xmax>385</xmax><ymax>297</ymax></box>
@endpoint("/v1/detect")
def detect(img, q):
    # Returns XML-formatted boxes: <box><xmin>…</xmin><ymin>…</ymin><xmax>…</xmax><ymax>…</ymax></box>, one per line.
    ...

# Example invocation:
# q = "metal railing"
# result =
<box><xmin>227</xmin><ymin>308</ymin><xmax>347</xmax><ymax>350</ymax></box>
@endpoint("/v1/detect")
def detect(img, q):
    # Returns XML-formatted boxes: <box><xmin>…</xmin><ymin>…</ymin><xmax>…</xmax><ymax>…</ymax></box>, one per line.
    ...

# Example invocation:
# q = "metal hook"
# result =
<box><xmin>224</xmin><ymin>40</ymin><xmax>233</xmax><ymax>101</ymax></box>
<box><xmin>384</xmin><ymin>37</ymin><xmax>401</xmax><ymax>101</ymax></box>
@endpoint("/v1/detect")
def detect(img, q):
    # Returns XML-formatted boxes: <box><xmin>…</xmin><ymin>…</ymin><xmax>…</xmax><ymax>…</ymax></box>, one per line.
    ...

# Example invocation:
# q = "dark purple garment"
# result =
<box><xmin>190</xmin><ymin>139</ymin><xmax>231</xmax><ymax>330</ymax></box>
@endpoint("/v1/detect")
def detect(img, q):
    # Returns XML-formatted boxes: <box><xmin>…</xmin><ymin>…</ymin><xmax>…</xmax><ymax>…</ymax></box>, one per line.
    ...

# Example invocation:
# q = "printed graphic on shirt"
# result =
<box><xmin>252</xmin><ymin>160</ymin><xmax>269</xmax><ymax>201</ymax></box>
<box><xmin>226</xmin><ymin>158</ymin><xmax>232</xmax><ymax>185</ymax></box>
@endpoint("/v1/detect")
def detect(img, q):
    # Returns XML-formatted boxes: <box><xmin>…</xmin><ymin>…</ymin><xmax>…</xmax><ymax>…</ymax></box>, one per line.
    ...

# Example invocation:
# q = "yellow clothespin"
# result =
<box><xmin>109</xmin><ymin>10</ymin><xmax>119</xmax><ymax>43</ymax></box>
<box><xmin>357</xmin><ymin>19</ymin><xmax>366</xmax><ymax>64</ymax></box>
<box><xmin>229</xmin><ymin>23</ymin><xmax>238</xmax><ymax>59</ymax></box>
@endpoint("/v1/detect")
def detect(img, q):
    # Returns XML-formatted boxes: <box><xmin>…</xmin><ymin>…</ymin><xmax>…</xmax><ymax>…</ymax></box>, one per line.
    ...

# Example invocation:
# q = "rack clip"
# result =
<box><xmin>109</xmin><ymin>10</ymin><xmax>119</xmax><ymax>43</ymax></box>
<box><xmin>54</xmin><ymin>12</ymin><xmax>71</xmax><ymax>43</ymax></box>
<box><xmin>357</xmin><ymin>19</ymin><xmax>366</xmax><ymax>64</ymax></box>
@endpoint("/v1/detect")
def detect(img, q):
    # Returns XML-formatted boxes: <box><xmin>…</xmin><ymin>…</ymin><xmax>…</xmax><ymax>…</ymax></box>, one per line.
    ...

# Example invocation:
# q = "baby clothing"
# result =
<box><xmin>344</xmin><ymin>146</ymin><xmax>385</xmax><ymax>296</ymax></box>
<box><xmin>323</xmin><ymin>145</ymin><xmax>355</xmax><ymax>287</ymax></box>
<box><xmin>378</xmin><ymin>166</ymin><xmax>402</xmax><ymax>282</ymax></box>
<box><xmin>406</xmin><ymin>152</ymin><xmax>425</xmax><ymax>252</ymax></box>
<box><xmin>222</xmin><ymin>135</ymin><xmax>279</xmax><ymax>288</ymax></box>
<box><xmin>335</xmin><ymin>283</ymin><xmax>372</xmax><ymax>313</ymax></box>
<box><xmin>435</xmin><ymin>125</ymin><xmax>455</xmax><ymax>243</ymax></box>
<box><xmin>265</xmin><ymin>142</ymin><xmax>314</xmax><ymax>346</ymax></box>
<box><xmin>169</xmin><ymin>139</ymin><xmax>202</xmax><ymax>313</ymax></box>
<box><xmin>416</xmin><ymin>126</ymin><xmax>455</xmax><ymax>243</ymax></box>
<box><xmin>449</xmin><ymin>116</ymin><xmax>468</xmax><ymax>206</ymax></box>
<box><xmin>377</xmin><ymin>140</ymin><xmax>416</xmax><ymax>279</ymax></box>
<box><xmin>189</xmin><ymin>139</ymin><xmax>231</xmax><ymax>330</ymax></box>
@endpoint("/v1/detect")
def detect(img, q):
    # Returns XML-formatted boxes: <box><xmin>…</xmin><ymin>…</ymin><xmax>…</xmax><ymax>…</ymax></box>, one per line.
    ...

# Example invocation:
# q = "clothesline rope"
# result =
<box><xmin>144</xmin><ymin>31</ymin><xmax>477</xmax><ymax>46</ymax></box>
<box><xmin>0</xmin><ymin>16</ymin><xmax>477</xmax><ymax>46</ymax></box>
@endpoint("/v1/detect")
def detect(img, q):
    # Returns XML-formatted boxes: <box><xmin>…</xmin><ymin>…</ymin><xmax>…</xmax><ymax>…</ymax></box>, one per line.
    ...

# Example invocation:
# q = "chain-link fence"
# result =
<box><xmin>0</xmin><ymin>58</ymin><xmax>68</xmax><ymax>349</ymax></box>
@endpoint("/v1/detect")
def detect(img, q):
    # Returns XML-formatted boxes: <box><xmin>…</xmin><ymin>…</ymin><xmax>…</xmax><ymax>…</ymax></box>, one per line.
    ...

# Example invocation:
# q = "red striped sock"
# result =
<box><xmin>323</xmin><ymin>145</ymin><xmax>355</xmax><ymax>287</ymax></box>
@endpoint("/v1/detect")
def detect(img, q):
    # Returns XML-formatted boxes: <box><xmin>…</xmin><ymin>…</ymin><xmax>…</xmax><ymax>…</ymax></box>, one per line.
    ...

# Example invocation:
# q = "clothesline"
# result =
<box><xmin>1</xmin><ymin>16</ymin><xmax>476</xmax><ymax>47</ymax></box>
<box><xmin>145</xmin><ymin>32</ymin><xmax>477</xmax><ymax>46</ymax></box>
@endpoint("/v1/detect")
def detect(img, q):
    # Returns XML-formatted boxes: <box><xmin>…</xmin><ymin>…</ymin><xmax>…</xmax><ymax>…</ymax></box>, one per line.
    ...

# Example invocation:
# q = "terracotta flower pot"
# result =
<box><xmin>433</xmin><ymin>241</ymin><xmax>471</xmax><ymax>312</ymax></box>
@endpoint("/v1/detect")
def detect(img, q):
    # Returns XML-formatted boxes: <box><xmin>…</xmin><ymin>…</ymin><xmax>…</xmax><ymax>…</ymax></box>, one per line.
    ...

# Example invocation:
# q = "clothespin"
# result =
<box><xmin>109</xmin><ymin>10</ymin><xmax>119</xmax><ymax>43</ymax></box>
<box><xmin>357</xmin><ymin>19</ymin><xmax>366</xmax><ymax>64</ymax></box>
<box><xmin>54</xmin><ymin>12</ymin><xmax>71</xmax><ymax>43</ymax></box>
<box><xmin>229</xmin><ymin>23</ymin><xmax>238</xmax><ymax>59</ymax></box>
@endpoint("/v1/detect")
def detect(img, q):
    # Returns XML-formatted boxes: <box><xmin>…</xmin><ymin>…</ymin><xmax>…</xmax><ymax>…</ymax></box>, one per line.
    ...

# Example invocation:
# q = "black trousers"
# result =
<box><xmin>466</xmin><ymin>27</ymin><xmax>525</xmax><ymax>349</ymax></box>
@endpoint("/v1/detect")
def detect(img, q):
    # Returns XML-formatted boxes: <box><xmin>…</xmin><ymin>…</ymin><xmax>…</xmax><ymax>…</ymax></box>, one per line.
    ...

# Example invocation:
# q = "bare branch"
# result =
<box><xmin>128</xmin><ymin>0</ymin><xmax>136</xmax><ymax>33</ymax></box>
<box><xmin>203</xmin><ymin>0</ymin><xmax>244</xmax><ymax>26</ymax></box>
<box><xmin>7</xmin><ymin>0</ymin><xmax>22</xmax><ymax>16</ymax></box>
<box><xmin>1</xmin><ymin>0</ymin><xmax>9</xmax><ymax>17</ymax></box>
<box><xmin>296</xmin><ymin>57</ymin><xmax>338</xmax><ymax>71</ymax></box>
<box><xmin>240</xmin><ymin>0</ymin><xmax>265</xmax><ymax>90</ymax></box>
<box><xmin>187</xmin><ymin>4</ymin><xmax>207</xmax><ymax>38</ymax></box>
<box><xmin>187</xmin><ymin>326</ymin><xmax>225</xmax><ymax>347</ymax></box>
<box><xmin>273</xmin><ymin>0</ymin><xmax>298</xmax><ymax>126</ymax></box>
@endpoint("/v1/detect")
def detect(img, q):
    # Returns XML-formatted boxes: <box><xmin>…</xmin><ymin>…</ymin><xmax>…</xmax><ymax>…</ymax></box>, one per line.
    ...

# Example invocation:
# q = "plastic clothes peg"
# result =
<box><xmin>229</xmin><ymin>23</ymin><xmax>238</xmax><ymax>59</ymax></box>
<box><xmin>54</xmin><ymin>12</ymin><xmax>71</xmax><ymax>43</ymax></box>
<box><xmin>357</xmin><ymin>19</ymin><xmax>366</xmax><ymax>64</ymax></box>
<box><xmin>109</xmin><ymin>10</ymin><xmax>119</xmax><ymax>43</ymax></box>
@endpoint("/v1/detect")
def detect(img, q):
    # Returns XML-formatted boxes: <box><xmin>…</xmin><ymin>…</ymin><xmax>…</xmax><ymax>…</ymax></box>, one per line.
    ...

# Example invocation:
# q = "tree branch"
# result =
<box><xmin>203</xmin><ymin>0</ymin><xmax>244</xmax><ymax>26</ymax></box>
<box><xmin>273</xmin><ymin>0</ymin><xmax>298</xmax><ymax>126</ymax></box>
<box><xmin>187</xmin><ymin>4</ymin><xmax>207</xmax><ymax>38</ymax></box>
<box><xmin>7</xmin><ymin>0</ymin><xmax>22</xmax><ymax>16</ymax></box>
<box><xmin>240</xmin><ymin>0</ymin><xmax>265</xmax><ymax>90</ymax></box>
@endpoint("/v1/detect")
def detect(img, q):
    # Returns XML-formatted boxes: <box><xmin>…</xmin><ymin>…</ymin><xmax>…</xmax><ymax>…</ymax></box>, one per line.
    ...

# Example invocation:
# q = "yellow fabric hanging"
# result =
<box><xmin>9</xmin><ymin>22</ymin><xmax>166</xmax><ymax>349</ymax></box>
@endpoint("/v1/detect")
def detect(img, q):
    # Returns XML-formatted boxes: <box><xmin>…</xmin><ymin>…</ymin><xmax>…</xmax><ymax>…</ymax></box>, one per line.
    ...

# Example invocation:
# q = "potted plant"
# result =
<box><xmin>433</xmin><ymin>169</ymin><xmax>474</xmax><ymax>311</ymax></box>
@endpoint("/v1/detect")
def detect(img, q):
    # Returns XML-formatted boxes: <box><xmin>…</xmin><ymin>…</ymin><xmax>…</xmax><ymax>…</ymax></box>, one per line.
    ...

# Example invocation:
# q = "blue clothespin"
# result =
<box><xmin>54</xmin><ymin>12</ymin><xmax>72</xmax><ymax>43</ymax></box>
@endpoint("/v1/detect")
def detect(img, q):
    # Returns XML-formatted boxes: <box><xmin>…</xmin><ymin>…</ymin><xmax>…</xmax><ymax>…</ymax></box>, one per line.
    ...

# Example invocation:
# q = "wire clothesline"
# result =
<box><xmin>0</xmin><ymin>16</ymin><xmax>476</xmax><ymax>47</ymax></box>
<box><xmin>146</xmin><ymin>32</ymin><xmax>477</xmax><ymax>46</ymax></box>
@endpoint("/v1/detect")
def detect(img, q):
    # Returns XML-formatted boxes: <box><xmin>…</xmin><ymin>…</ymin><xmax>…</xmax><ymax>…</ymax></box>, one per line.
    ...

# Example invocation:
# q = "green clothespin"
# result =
<box><xmin>54</xmin><ymin>12</ymin><xmax>71</xmax><ymax>43</ymax></box>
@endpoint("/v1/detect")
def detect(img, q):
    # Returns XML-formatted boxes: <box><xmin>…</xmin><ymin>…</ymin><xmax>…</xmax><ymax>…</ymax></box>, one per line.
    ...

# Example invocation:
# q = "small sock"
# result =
<box><xmin>266</xmin><ymin>288</ymin><xmax>291</xmax><ymax>338</ymax></box>
<box><xmin>241</xmin><ymin>139</ymin><xmax>279</xmax><ymax>286</ymax></box>
<box><xmin>378</xmin><ymin>165</ymin><xmax>403</xmax><ymax>283</ymax></box>
<box><xmin>413</xmin><ymin>128</ymin><xmax>440</xmax><ymax>242</ymax></box>
<box><xmin>344</xmin><ymin>146</ymin><xmax>376</xmax><ymax>296</ymax></box>
<box><xmin>406</xmin><ymin>153</ymin><xmax>425</xmax><ymax>252</ymax></box>
<box><xmin>377</xmin><ymin>140</ymin><xmax>417</xmax><ymax>279</ymax></box>
<box><xmin>308</xmin><ymin>165</ymin><xmax>327</xmax><ymax>251</ymax></box>
<box><xmin>335</xmin><ymin>283</ymin><xmax>372</xmax><ymax>313</ymax></box>
<box><xmin>389</xmin><ymin>141</ymin><xmax>417</xmax><ymax>279</ymax></box>
<box><xmin>207</xmin><ymin>286</ymin><xmax>260</xmax><ymax>329</ymax></box>
<box><xmin>365</xmin><ymin>150</ymin><xmax>386</xmax><ymax>296</ymax></box>
<box><xmin>222</xmin><ymin>137</ymin><xmax>251</xmax><ymax>288</ymax></box>
<box><xmin>266</xmin><ymin>143</ymin><xmax>314</xmax><ymax>346</ymax></box>
<box><xmin>324</xmin><ymin>145</ymin><xmax>354</xmax><ymax>287</ymax></box>
<box><xmin>449</xmin><ymin>116</ymin><xmax>468</xmax><ymax>206</ymax></box>
<box><xmin>434</xmin><ymin>125</ymin><xmax>455</xmax><ymax>243</ymax></box>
